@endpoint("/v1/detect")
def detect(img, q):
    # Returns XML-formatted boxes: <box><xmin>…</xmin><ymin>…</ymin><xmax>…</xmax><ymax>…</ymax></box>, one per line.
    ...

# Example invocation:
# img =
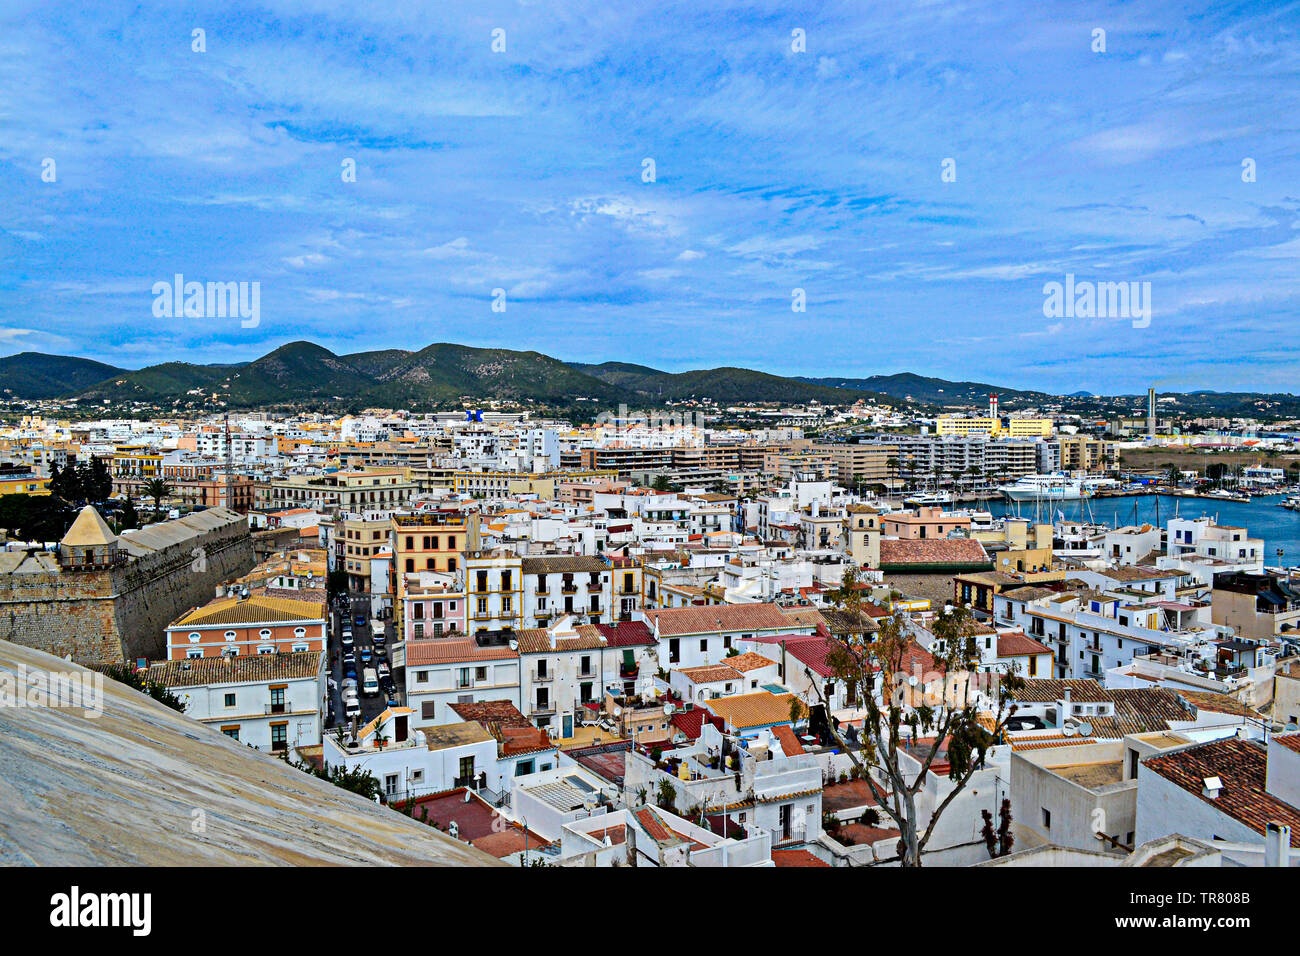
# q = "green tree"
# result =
<box><xmin>0</xmin><ymin>493</ymin><xmax>75</xmax><ymax>542</ymax></box>
<box><xmin>144</xmin><ymin>477</ymin><xmax>172</xmax><ymax>515</ymax></box>
<box><xmin>84</xmin><ymin>456</ymin><xmax>113</xmax><ymax>502</ymax></box>
<box><xmin>48</xmin><ymin>462</ymin><xmax>82</xmax><ymax>502</ymax></box>
<box><xmin>814</xmin><ymin>567</ymin><xmax>1025</xmax><ymax>867</ymax></box>
<box><xmin>119</xmin><ymin>497</ymin><xmax>139</xmax><ymax>531</ymax></box>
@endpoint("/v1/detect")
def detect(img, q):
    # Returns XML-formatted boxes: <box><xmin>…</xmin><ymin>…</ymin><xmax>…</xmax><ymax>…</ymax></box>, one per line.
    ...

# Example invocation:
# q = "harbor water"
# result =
<box><xmin>986</xmin><ymin>493</ymin><xmax>1300</xmax><ymax>563</ymax></box>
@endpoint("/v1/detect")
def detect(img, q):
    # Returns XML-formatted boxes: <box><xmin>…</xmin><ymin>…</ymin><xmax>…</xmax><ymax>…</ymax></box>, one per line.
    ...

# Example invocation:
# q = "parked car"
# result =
<box><xmin>359</xmin><ymin>647</ymin><xmax>372</xmax><ymax>664</ymax></box>
<box><xmin>341</xmin><ymin>678</ymin><xmax>358</xmax><ymax>694</ymax></box>
<box><xmin>343</xmin><ymin>651</ymin><xmax>355</xmax><ymax>667</ymax></box>
<box><xmin>340</xmin><ymin>632</ymin><xmax>354</xmax><ymax>649</ymax></box>
<box><xmin>376</xmin><ymin>662</ymin><xmax>390</xmax><ymax>680</ymax></box>
<box><xmin>344</xmin><ymin>666</ymin><xmax>357</xmax><ymax>681</ymax></box>
<box><xmin>344</xmin><ymin>697</ymin><xmax>361</xmax><ymax>719</ymax></box>
<box><xmin>354</xmin><ymin>613</ymin><xmax>366</xmax><ymax>628</ymax></box>
<box><xmin>374</xmin><ymin>643</ymin><xmax>387</xmax><ymax>659</ymax></box>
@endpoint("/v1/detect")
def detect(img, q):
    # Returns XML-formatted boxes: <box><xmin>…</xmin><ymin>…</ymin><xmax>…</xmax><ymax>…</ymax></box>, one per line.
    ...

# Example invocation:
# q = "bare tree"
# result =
<box><xmin>810</xmin><ymin>567</ymin><xmax>1024</xmax><ymax>866</ymax></box>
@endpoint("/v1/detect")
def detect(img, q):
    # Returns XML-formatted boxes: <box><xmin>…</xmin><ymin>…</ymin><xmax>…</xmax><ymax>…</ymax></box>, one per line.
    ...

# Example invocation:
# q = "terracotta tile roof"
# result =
<box><xmin>520</xmin><ymin>556</ymin><xmax>608</xmax><ymax>574</ymax></box>
<box><xmin>997</xmin><ymin>632</ymin><xmax>1053</xmax><ymax>658</ymax></box>
<box><xmin>778</xmin><ymin>607</ymin><xmax>827</xmax><ymax>628</ymax></box>
<box><xmin>633</xmin><ymin>806</ymin><xmax>682</xmax><ymax>845</ymax></box>
<box><xmin>878</xmin><ymin>538</ymin><xmax>991</xmax><ymax>568</ymax></box>
<box><xmin>405</xmin><ymin>639</ymin><xmax>518</xmax><ymax>666</ymax></box>
<box><xmin>819</xmin><ymin>608</ymin><xmax>881</xmax><ymax>635</ymax></box>
<box><xmin>596</xmin><ymin>621</ymin><xmax>656</xmax><ymax>646</ymax></box>
<box><xmin>1274</xmin><ymin>734</ymin><xmax>1300</xmax><ymax>754</ymax></box>
<box><xmin>1143</xmin><ymin>738</ymin><xmax>1300</xmax><ymax>847</ymax></box>
<box><xmin>514</xmin><ymin>624</ymin><xmax>604</xmax><ymax>654</ymax></box>
<box><xmin>705</xmin><ymin>691</ymin><xmax>804</xmax><ymax>730</ymax></box>
<box><xmin>172</xmin><ymin>594</ymin><xmax>325</xmax><ymax>628</ymax></box>
<box><xmin>1107</xmin><ymin>688</ymin><xmax>1195</xmax><ymax>733</ymax></box>
<box><xmin>150</xmin><ymin>651</ymin><xmax>324</xmax><ymax>687</ymax></box>
<box><xmin>771</xmin><ymin>848</ymin><xmax>829</xmax><ymax>867</ymax></box>
<box><xmin>1010</xmin><ymin>736</ymin><xmax>1099</xmax><ymax>752</ymax></box>
<box><xmin>669</xmin><ymin>709</ymin><xmax>725</xmax><ymax>741</ymax></box>
<box><xmin>678</xmin><ymin>664</ymin><xmax>742</xmax><ymax>684</ymax></box>
<box><xmin>724</xmin><ymin>651</ymin><xmax>777</xmax><ymax>673</ymax></box>
<box><xmin>785</xmin><ymin>635</ymin><xmax>845</xmax><ymax>678</ymax></box>
<box><xmin>1013</xmin><ymin>678</ymin><xmax>1111</xmax><ymax>704</ymax></box>
<box><xmin>449</xmin><ymin>699</ymin><xmax>531</xmax><ymax>729</ymax></box>
<box><xmin>1175</xmin><ymin>690</ymin><xmax>1263</xmax><ymax>719</ymax></box>
<box><xmin>773</xmin><ymin>724</ymin><xmax>805</xmax><ymax>756</ymax></box>
<box><xmin>644</xmin><ymin>603</ymin><xmax>800</xmax><ymax>637</ymax></box>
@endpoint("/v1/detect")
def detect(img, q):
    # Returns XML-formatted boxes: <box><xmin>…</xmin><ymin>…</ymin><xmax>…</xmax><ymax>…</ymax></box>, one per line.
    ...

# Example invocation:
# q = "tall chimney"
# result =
<box><xmin>1147</xmin><ymin>387</ymin><xmax>1156</xmax><ymax>438</ymax></box>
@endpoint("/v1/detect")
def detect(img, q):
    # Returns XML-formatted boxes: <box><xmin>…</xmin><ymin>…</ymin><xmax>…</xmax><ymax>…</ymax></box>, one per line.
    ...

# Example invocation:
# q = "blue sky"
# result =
<box><xmin>2</xmin><ymin>0</ymin><xmax>1298</xmax><ymax>394</ymax></box>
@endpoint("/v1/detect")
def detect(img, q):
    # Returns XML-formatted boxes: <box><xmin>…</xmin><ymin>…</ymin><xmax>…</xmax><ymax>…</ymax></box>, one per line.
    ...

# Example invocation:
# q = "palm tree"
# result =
<box><xmin>143</xmin><ymin>477</ymin><xmax>172</xmax><ymax>516</ymax></box>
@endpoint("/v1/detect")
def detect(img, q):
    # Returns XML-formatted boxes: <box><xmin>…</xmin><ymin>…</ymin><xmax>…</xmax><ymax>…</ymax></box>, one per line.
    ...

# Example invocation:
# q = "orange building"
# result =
<box><xmin>165</xmin><ymin>593</ymin><xmax>326</xmax><ymax>661</ymax></box>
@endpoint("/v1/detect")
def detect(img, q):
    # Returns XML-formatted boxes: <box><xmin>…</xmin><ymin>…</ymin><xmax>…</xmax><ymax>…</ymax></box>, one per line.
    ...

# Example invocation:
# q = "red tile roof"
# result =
<box><xmin>878</xmin><ymin>538</ymin><xmax>991</xmax><ymax>568</ymax></box>
<box><xmin>644</xmin><ymin>603</ymin><xmax>802</xmax><ymax>636</ymax></box>
<box><xmin>773</xmin><ymin>724</ymin><xmax>806</xmax><ymax>756</ymax></box>
<box><xmin>1144</xmin><ymin>738</ymin><xmax>1300</xmax><ymax>847</ymax></box>
<box><xmin>997</xmin><ymin>632</ymin><xmax>1053</xmax><ymax>658</ymax></box>
<box><xmin>596</xmin><ymin>620</ymin><xmax>656</xmax><ymax>646</ymax></box>
<box><xmin>771</xmin><ymin>848</ymin><xmax>830</xmax><ymax>867</ymax></box>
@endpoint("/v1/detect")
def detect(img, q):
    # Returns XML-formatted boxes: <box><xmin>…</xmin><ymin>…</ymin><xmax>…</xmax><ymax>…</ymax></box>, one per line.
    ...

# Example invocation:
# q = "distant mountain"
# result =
<box><xmin>796</xmin><ymin>372</ymin><xmax>1049</xmax><ymax>407</ymax></box>
<box><xmin>0</xmin><ymin>352</ymin><xmax>125</xmax><ymax>400</ymax></box>
<box><xmin>8</xmin><ymin>341</ymin><xmax>1300</xmax><ymax>417</ymax></box>
<box><xmin>572</xmin><ymin>362</ymin><xmax>878</xmax><ymax>404</ymax></box>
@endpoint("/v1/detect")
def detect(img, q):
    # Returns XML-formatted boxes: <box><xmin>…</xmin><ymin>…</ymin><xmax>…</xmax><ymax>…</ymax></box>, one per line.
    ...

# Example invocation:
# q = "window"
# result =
<box><xmin>700</xmin><ymin>639</ymin><xmax>708</xmax><ymax>652</ymax></box>
<box><xmin>270</xmin><ymin>723</ymin><xmax>288</xmax><ymax>752</ymax></box>
<box><xmin>475</xmin><ymin>666</ymin><xmax>488</xmax><ymax>681</ymax></box>
<box><xmin>259</xmin><ymin>628</ymin><xmax>272</xmax><ymax>640</ymax></box>
<box><xmin>257</xmin><ymin>645</ymin><xmax>275</xmax><ymax>655</ymax></box>
<box><xmin>1042</xmin><ymin>808</ymin><xmax>1051</xmax><ymax>829</ymax></box>
<box><xmin>224</xmin><ymin>693</ymin><xmax>236</xmax><ymax>707</ymax></box>
<box><xmin>384</xmin><ymin>774</ymin><xmax>399</xmax><ymax>797</ymax></box>
<box><xmin>187</xmin><ymin>648</ymin><xmax>203</xmax><ymax>659</ymax></box>
<box><xmin>292</xmin><ymin>643</ymin><xmax>308</xmax><ymax>652</ymax></box>
<box><xmin>458</xmin><ymin>756</ymin><xmax>476</xmax><ymax>782</ymax></box>
<box><xmin>421</xmin><ymin>701</ymin><xmax>436</xmax><ymax>719</ymax></box>
<box><xmin>477</xmin><ymin>598</ymin><xmax>487</xmax><ymax>615</ymax></box>
<box><xmin>270</xmin><ymin>687</ymin><xmax>286</xmax><ymax>713</ymax></box>
<box><xmin>294</xmin><ymin>627</ymin><xmax>306</xmax><ymax>638</ymax></box>
<box><xmin>224</xmin><ymin>630</ymin><xmax>237</xmax><ymax>641</ymax></box>
<box><xmin>222</xmin><ymin>727</ymin><xmax>239</xmax><ymax>740</ymax></box>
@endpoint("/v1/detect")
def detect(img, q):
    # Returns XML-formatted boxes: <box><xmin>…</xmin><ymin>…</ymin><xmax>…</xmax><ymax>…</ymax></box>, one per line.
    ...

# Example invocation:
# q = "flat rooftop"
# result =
<box><xmin>1049</xmin><ymin>761</ymin><xmax>1125</xmax><ymax>789</ymax></box>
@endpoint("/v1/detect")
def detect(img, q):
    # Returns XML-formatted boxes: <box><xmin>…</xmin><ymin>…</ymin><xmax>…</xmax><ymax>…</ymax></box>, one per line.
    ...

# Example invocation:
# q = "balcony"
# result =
<box><xmin>560</xmin><ymin>583</ymin><xmax>578</xmax><ymax>595</ymax></box>
<box><xmin>265</xmin><ymin>702</ymin><xmax>288</xmax><ymax>714</ymax></box>
<box><xmin>533</xmin><ymin>670</ymin><xmax>553</xmax><ymax>683</ymax></box>
<box><xmin>529</xmin><ymin>701</ymin><xmax>555</xmax><ymax>716</ymax></box>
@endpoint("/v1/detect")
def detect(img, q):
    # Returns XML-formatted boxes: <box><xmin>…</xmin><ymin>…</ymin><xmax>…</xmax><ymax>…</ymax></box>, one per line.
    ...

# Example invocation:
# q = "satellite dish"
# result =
<box><xmin>1061</xmin><ymin>725</ymin><xmax>1076</xmax><ymax>737</ymax></box>
<box><xmin>1077</xmin><ymin>721</ymin><xmax>1093</xmax><ymax>737</ymax></box>
<box><xmin>612</xmin><ymin>706</ymin><xmax>622</xmax><ymax>718</ymax></box>
<box><xmin>907</xmin><ymin>675</ymin><xmax>918</xmax><ymax>687</ymax></box>
<box><xmin>663</xmin><ymin>703</ymin><xmax>674</xmax><ymax>716</ymax></box>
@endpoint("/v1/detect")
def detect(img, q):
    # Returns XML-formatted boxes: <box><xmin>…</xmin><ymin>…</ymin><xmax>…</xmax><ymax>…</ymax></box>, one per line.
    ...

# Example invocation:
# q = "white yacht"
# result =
<box><xmin>904</xmin><ymin>490</ymin><xmax>953</xmax><ymax>506</ymax></box>
<box><xmin>998</xmin><ymin>473</ymin><xmax>1088</xmax><ymax>502</ymax></box>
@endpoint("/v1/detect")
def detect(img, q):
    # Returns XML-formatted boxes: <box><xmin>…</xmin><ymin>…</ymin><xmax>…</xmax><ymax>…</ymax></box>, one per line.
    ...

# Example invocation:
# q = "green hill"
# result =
<box><xmin>0</xmin><ymin>352</ymin><xmax>125</xmax><ymax>400</ymax></box>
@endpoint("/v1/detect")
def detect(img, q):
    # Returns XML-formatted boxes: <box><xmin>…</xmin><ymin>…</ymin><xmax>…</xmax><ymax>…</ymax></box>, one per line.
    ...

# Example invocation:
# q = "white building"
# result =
<box><xmin>152</xmin><ymin>651</ymin><xmax>326</xmax><ymax>753</ymax></box>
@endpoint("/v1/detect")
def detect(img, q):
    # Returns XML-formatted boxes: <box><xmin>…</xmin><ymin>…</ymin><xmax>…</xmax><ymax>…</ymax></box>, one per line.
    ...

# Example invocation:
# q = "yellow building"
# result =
<box><xmin>936</xmin><ymin>416</ymin><xmax>1052</xmax><ymax>438</ymax></box>
<box><xmin>0</xmin><ymin>474</ymin><xmax>51</xmax><ymax>495</ymax></box>
<box><xmin>112</xmin><ymin>445</ymin><xmax>163</xmax><ymax>478</ymax></box>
